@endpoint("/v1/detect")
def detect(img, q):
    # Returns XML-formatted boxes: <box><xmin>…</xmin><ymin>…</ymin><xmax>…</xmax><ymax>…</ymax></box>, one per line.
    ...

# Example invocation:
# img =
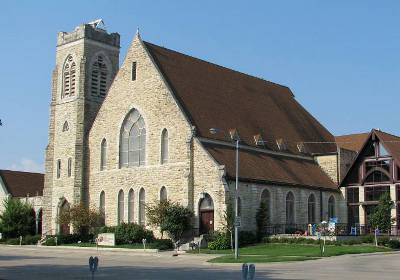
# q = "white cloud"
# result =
<box><xmin>8</xmin><ymin>158</ymin><xmax>44</xmax><ymax>173</ymax></box>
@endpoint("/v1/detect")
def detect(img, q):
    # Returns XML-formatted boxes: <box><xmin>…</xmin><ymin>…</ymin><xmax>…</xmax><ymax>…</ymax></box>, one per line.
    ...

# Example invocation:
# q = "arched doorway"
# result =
<box><xmin>199</xmin><ymin>193</ymin><xmax>214</xmax><ymax>234</ymax></box>
<box><xmin>59</xmin><ymin>199</ymin><xmax>70</xmax><ymax>235</ymax></box>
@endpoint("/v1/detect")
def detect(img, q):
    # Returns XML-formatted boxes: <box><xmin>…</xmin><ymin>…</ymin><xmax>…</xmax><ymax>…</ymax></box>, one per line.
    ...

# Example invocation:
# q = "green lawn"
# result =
<box><xmin>198</xmin><ymin>243</ymin><xmax>391</xmax><ymax>263</ymax></box>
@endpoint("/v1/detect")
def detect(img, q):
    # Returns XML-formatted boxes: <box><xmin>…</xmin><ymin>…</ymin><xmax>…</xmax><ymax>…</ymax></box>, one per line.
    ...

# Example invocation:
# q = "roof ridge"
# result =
<box><xmin>143</xmin><ymin>41</ymin><xmax>291</xmax><ymax>92</ymax></box>
<box><xmin>374</xmin><ymin>129</ymin><xmax>400</xmax><ymax>140</ymax></box>
<box><xmin>0</xmin><ymin>169</ymin><xmax>44</xmax><ymax>175</ymax></box>
<box><xmin>335</xmin><ymin>132</ymin><xmax>369</xmax><ymax>138</ymax></box>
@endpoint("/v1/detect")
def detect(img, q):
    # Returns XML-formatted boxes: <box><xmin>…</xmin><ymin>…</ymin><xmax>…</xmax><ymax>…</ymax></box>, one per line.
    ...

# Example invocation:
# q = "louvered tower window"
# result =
<box><xmin>91</xmin><ymin>55</ymin><xmax>109</xmax><ymax>98</ymax></box>
<box><xmin>62</xmin><ymin>55</ymin><xmax>76</xmax><ymax>98</ymax></box>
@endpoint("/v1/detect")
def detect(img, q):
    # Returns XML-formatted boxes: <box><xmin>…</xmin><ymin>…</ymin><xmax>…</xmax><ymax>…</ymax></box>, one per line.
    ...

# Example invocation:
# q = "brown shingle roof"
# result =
<box><xmin>144</xmin><ymin>41</ymin><xmax>338</xmax><ymax>189</ymax></box>
<box><xmin>335</xmin><ymin>133</ymin><xmax>370</xmax><ymax>152</ymax></box>
<box><xmin>144</xmin><ymin>42</ymin><xmax>337</xmax><ymax>155</ymax></box>
<box><xmin>375</xmin><ymin>130</ymin><xmax>400</xmax><ymax>166</ymax></box>
<box><xmin>0</xmin><ymin>170</ymin><xmax>44</xmax><ymax>197</ymax></box>
<box><xmin>203</xmin><ymin>142</ymin><xmax>337</xmax><ymax>190</ymax></box>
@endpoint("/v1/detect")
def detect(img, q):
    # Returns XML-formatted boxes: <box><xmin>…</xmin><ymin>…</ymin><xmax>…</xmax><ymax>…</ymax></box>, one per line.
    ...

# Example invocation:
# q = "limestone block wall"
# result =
<box><xmin>315</xmin><ymin>154</ymin><xmax>339</xmax><ymax>184</ymax></box>
<box><xmin>227</xmin><ymin>182</ymin><xmax>345</xmax><ymax>232</ymax></box>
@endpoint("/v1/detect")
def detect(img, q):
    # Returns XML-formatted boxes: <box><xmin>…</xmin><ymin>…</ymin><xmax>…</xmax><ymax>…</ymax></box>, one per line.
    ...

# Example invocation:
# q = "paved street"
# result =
<box><xmin>0</xmin><ymin>245</ymin><xmax>399</xmax><ymax>279</ymax></box>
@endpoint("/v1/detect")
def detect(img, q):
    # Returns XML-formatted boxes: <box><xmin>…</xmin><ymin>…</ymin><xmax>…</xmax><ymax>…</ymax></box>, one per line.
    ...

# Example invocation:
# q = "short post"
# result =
<box><xmin>89</xmin><ymin>256</ymin><xmax>99</xmax><ymax>280</ymax></box>
<box><xmin>55</xmin><ymin>236</ymin><xmax>58</xmax><ymax>246</ymax></box>
<box><xmin>374</xmin><ymin>228</ymin><xmax>379</xmax><ymax>247</ymax></box>
<box><xmin>198</xmin><ymin>240</ymin><xmax>201</xmax><ymax>254</ymax></box>
<box><xmin>142</xmin><ymin>238</ymin><xmax>147</xmax><ymax>250</ymax></box>
<box><xmin>19</xmin><ymin>236</ymin><xmax>22</xmax><ymax>246</ymax></box>
<box><xmin>242</xmin><ymin>263</ymin><xmax>256</xmax><ymax>280</ymax></box>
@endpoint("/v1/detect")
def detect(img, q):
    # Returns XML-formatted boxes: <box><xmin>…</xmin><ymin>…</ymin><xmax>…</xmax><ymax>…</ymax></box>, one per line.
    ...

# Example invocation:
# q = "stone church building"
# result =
<box><xmin>43</xmin><ymin>20</ymin><xmax>349</xmax><ymax>236</ymax></box>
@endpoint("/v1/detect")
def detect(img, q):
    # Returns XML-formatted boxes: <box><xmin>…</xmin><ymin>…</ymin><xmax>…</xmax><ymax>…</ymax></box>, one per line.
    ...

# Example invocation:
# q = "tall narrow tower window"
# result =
<box><xmin>131</xmin><ymin>62</ymin><xmax>137</xmax><ymax>81</ymax></box>
<box><xmin>62</xmin><ymin>55</ymin><xmax>76</xmax><ymax>98</ymax></box>
<box><xmin>67</xmin><ymin>158</ymin><xmax>72</xmax><ymax>177</ymax></box>
<box><xmin>91</xmin><ymin>55</ymin><xmax>109</xmax><ymax>98</ymax></box>
<box><xmin>100</xmin><ymin>139</ymin><xmax>107</xmax><ymax>171</ymax></box>
<box><xmin>56</xmin><ymin>159</ymin><xmax>61</xmax><ymax>179</ymax></box>
<box><xmin>161</xmin><ymin>129</ymin><xmax>169</xmax><ymax>164</ymax></box>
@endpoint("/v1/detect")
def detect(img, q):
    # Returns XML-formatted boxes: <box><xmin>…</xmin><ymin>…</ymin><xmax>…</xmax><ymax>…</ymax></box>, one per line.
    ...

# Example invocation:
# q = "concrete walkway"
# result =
<box><xmin>0</xmin><ymin>245</ymin><xmax>399</xmax><ymax>279</ymax></box>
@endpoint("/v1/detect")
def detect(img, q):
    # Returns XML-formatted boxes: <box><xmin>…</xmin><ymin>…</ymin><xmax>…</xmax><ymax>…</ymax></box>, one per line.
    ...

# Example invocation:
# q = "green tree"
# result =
<box><xmin>255</xmin><ymin>201</ymin><xmax>269</xmax><ymax>240</ymax></box>
<box><xmin>147</xmin><ymin>200</ymin><xmax>193</xmax><ymax>243</ymax></box>
<box><xmin>0</xmin><ymin>197</ymin><xmax>35</xmax><ymax>238</ymax></box>
<box><xmin>221</xmin><ymin>202</ymin><xmax>234</xmax><ymax>250</ymax></box>
<box><xmin>57</xmin><ymin>203</ymin><xmax>103</xmax><ymax>235</ymax></box>
<box><xmin>369</xmin><ymin>192</ymin><xmax>394</xmax><ymax>233</ymax></box>
<box><xmin>146</xmin><ymin>200</ymin><xmax>172</xmax><ymax>237</ymax></box>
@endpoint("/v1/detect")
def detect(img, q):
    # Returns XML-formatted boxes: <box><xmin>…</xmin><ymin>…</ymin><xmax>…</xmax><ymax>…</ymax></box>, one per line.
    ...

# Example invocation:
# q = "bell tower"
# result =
<box><xmin>43</xmin><ymin>20</ymin><xmax>120</xmax><ymax>234</ymax></box>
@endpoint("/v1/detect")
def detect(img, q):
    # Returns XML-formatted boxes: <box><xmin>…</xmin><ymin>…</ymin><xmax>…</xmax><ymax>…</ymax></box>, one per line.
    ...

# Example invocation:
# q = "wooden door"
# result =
<box><xmin>200</xmin><ymin>210</ymin><xmax>214</xmax><ymax>234</ymax></box>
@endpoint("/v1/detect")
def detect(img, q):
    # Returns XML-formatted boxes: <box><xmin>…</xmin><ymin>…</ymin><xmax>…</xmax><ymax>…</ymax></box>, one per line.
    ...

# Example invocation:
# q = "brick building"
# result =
<box><xmin>43</xmin><ymin>20</ymin><xmax>350</xmax><ymax>236</ymax></box>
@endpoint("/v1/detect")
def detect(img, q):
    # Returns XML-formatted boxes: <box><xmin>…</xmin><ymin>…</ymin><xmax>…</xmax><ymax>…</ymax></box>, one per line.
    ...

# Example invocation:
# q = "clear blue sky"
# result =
<box><xmin>0</xmin><ymin>0</ymin><xmax>399</xmax><ymax>172</ymax></box>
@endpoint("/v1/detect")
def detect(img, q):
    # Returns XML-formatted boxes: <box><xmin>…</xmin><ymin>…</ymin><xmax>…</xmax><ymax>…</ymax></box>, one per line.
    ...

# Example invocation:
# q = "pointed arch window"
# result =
<box><xmin>286</xmin><ymin>192</ymin><xmax>295</xmax><ymax>225</ymax></box>
<box><xmin>118</xmin><ymin>190</ymin><xmax>124</xmax><ymax>224</ymax></box>
<box><xmin>99</xmin><ymin>191</ymin><xmax>105</xmax><ymax>224</ymax></box>
<box><xmin>308</xmin><ymin>194</ymin><xmax>316</xmax><ymax>224</ymax></box>
<box><xmin>62</xmin><ymin>121</ymin><xmax>69</xmax><ymax>132</ymax></box>
<box><xmin>62</xmin><ymin>55</ymin><xmax>76</xmax><ymax>98</ymax></box>
<box><xmin>161</xmin><ymin>129</ymin><xmax>169</xmax><ymax>164</ymax></box>
<box><xmin>328</xmin><ymin>196</ymin><xmax>335</xmax><ymax>219</ymax></box>
<box><xmin>139</xmin><ymin>188</ymin><xmax>146</xmax><ymax>226</ymax></box>
<box><xmin>120</xmin><ymin>109</ymin><xmax>146</xmax><ymax>167</ymax></box>
<box><xmin>100</xmin><ymin>139</ymin><xmax>107</xmax><ymax>171</ymax></box>
<box><xmin>128</xmin><ymin>189</ymin><xmax>134</xmax><ymax>223</ymax></box>
<box><xmin>160</xmin><ymin>186</ymin><xmax>167</xmax><ymax>202</ymax></box>
<box><xmin>260</xmin><ymin>189</ymin><xmax>271</xmax><ymax>223</ymax></box>
<box><xmin>67</xmin><ymin>158</ymin><xmax>72</xmax><ymax>177</ymax></box>
<box><xmin>91</xmin><ymin>55</ymin><xmax>109</xmax><ymax>98</ymax></box>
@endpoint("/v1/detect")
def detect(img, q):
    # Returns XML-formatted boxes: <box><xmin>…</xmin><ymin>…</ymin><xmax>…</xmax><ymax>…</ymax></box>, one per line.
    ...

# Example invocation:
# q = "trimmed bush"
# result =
<box><xmin>361</xmin><ymin>235</ymin><xmax>374</xmax><ymax>244</ymax></box>
<box><xmin>114</xmin><ymin>223</ymin><xmax>155</xmax><ymax>245</ymax></box>
<box><xmin>208</xmin><ymin>232</ymin><xmax>231</xmax><ymax>250</ymax></box>
<box><xmin>152</xmin><ymin>239</ymin><xmax>174</xmax><ymax>250</ymax></box>
<box><xmin>23</xmin><ymin>235</ymin><xmax>41</xmax><ymax>245</ymax></box>
<box><xmin>239</xmin><ymin>231</ymin><xmax>257</xmax><ymax>246</ymax></box>
<box><xmin>5</xmin><ymin>238</ymin><xmax>20</xmax><ymax>245</ymax></box>
<box><xmin>378</xmin><ymin>236</ymin><xmax>390</xmax><ymax>246</ymax></box>
<box><xmin>387</xmin><ymin>239</ymin><xmax>400</xmax><ymax>249</ymax></box>
<box><xmin>44</xmin><ymin>237</ymin><xmax>57</xmax><ymax>246</ymax></box>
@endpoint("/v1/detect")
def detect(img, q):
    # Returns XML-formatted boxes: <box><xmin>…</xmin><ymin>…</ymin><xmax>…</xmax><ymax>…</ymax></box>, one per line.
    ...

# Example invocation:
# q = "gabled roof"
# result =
<box><xmin>144</xmin><ymin>41</ymin><xmax>337</xmax><ymax>189</ymax></box>
<box><xmin>335</xmin><ymin>132</ymin><xmax>370</xmax><ymax>152</ymax></box>
<box><xmin>339</xmin><ymin>129</ymin><xmax>400</xmax><ymax>187</ymax></box>
<box><xmin>144</xmin><ymin>42</ymin><xmax>337</xmax><ymax>155</ymax></box>
<box><xmin>0</xmin><ymin>170</ymin><xmax>44</xmax><ymax>197</ymax></box>
<box><xmin>203</xmin><ymin>142</ymin><xmax>337</xmax><ymax>190</ymax></box>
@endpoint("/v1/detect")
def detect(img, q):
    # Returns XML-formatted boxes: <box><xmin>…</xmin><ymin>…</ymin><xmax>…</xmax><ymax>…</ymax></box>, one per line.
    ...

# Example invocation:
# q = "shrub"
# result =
<box><xmin>114</xmin><ymin>223</ymin><xmax>155</xmax><ymax>245</ymax></box>
<box><xmin>152</xmin><ymin>239</ymin><xmax>174</xmax><ymax>250</ymax></box>
<box><xmin>23</xmin><ymin>235</ymin><xmax>41</xmax><ymax>245</ymax></box>
<box><xmin>256</xmin><ymin>202</ymin><xmax>269</xmax><ymax>240</ymax></box>
<box><xmin>57</xmin><ymin>204</ymin><xmax>103</xmax><ymax>236</ymax></box>
<box><xmin>239</xmin><ymin>231</ymin><xmax>257</xmax><ymax>246</ymax></box>
<box><xmin>387</xmin><ymin>240</ymin><xmax>400</xmax><ymax>249</ymax></box>
<box><xmin>56</xmin><ymin>234</ymin><xmax>94</xmax><ymax>244</ymax></box>
<box><xmin>341</xmin><ymin>239</ymin><xmax>362</xmax><ymax>245</ymax></box>
<box><xmin>378</xmin><ymin>236</ymin><xmax>390</xmax><ymax>246</ymax></box>
<box><xmin>44</xmin><ymin>237</ymin><xmax>57</xmax><ymax>246</ymax></box>
<box><xmin>208</xmin><ymin>232</ymin><xmax>231</xmax><ymax>250</ymax></box>
<box><xmin>5</xmin><ymin>238</ymin><xmax>20</xmax><ymax>245</ymax></box>
<box><xmin>361</xmin><ymin>235</ymin><xmax>374</xmax><ymax>244</ymax></box>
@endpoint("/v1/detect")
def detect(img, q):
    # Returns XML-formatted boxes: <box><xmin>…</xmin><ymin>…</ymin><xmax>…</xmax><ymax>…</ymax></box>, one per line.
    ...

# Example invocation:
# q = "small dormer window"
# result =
<box><xmin>276</xmin><ymin>138</ymin><xmax>287</xmax><ymax>151</ymax></box>
<box><xmin>229</xmin><ymin>129</ymin><xmax>240</xmax><ymax>141</ymax></box>
<box><xmin>254</xmin><ymin>134</ymin><xmax>265</xmax><ymax>147</ymax></box>
<box><xmin>297</xmin><ymin>142</ymin><xmax>306</xmax><ymax>153</ymax></box>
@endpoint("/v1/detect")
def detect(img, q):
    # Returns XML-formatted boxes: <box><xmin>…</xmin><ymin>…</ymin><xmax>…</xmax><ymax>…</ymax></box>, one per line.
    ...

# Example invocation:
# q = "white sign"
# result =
<box><xmin>97</xmin><ymin>233</ymin><xmax>115</xmax><ymax>246</ymax></box>
<box><xmin>235</xmin><ymin>217</ymin><xmax>241</xmax><ymax>227</ymax></box>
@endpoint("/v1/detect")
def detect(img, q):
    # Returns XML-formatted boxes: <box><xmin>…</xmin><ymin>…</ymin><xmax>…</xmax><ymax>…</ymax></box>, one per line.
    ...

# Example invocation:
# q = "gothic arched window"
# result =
<box><xmin>160</xmin><ymin>186</ymin><xmax>167</xmax><ymax>202</ymax></box>
<box><xmin>62</xmin><ymin>121</ymin><xmax>69</xmax><ymax>132</ymax></box>
<box><xmin>328</xmin><ymin>196</ymin><xmax>335</xmax><ymax>219</ymax></box>
<box><xmin>120</xmin><ymin>109</ymin><xmax>146</xmax><ymax>167</ymax></box>
<box><xmin>286</xmin><ymin>192</ymin><xmax>295</xmax><ymax>225</ymax></box>
<box><xmin>91</xmin><ymin>55</ymin><xmax>109</xmax><ymax>98</ymax></box>
<box><xmin>308</xmin><ymin>194</ymin><xmax>316</xmax><ymax>224</ymax></box>
<box><xmin>260</xmin><ymin>189</ymin><xmax>271</xmax><ymax>223</ymax></box>
<box><xmin>117</xmin><ymin>190</ymin><xmax>124</xmax><ymax>224</ymax></box>
<box><xmin>99</xmin><ymin>191</ymin><xmax>105</xmax><ymax>224</ymax></box>
<box><xmin>100</xmin><ymin>139</ymin><xmax>107</xmax><ymax>171</ymax></box>
<box><xmin>128</xmin><ymin>189</ymin><xmax>134</xmax><ymax>223</ymax></box>
<box><xmin>62</xmin><ymin>55</ymin><xmax>76</xmax><ymax>98</ymax></box>
<box><xmin>139</xmin><ymin>188</ymin><xmax>146</xmax><ymax>226</ymax></box>
<box><xmin>161</xmin><ymin>129</ymin><xmax>169</xmax><ymax>164</ymax></box>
